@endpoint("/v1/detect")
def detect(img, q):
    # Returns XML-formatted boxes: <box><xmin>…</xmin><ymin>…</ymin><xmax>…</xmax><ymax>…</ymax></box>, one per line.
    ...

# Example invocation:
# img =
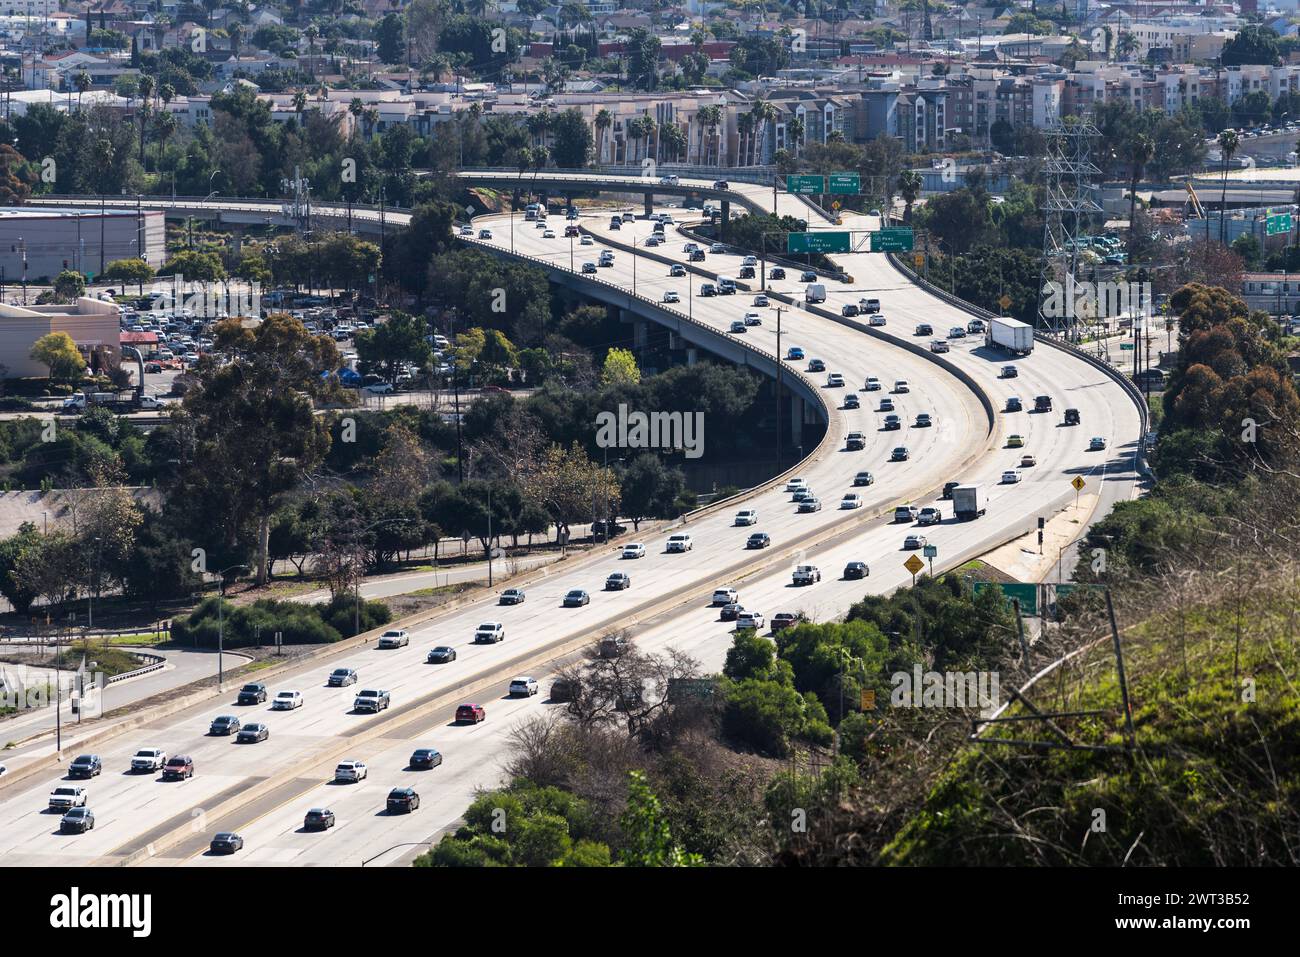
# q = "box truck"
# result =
<box><xmin>952</xmin><ymin>485</ymin><xmax>986</xmax><ymax>521</ymax></box>
<box><xmin>988</xmin><ymin>316</ymin><xmax>1034</xmax><ymax>355</ymax></box>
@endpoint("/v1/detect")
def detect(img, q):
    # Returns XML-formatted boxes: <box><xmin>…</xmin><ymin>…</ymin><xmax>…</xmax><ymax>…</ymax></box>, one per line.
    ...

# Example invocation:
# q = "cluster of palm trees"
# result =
<box><xmin>349</xmin><ymin>97</ymin><xmax>382</xmax><ymax>138</ymax></box>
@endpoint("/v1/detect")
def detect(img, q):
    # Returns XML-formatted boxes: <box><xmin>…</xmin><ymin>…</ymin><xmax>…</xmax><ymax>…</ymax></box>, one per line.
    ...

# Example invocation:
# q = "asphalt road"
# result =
<box><xmin>0</xmin><ymin>192</ymin><xmax>1142</xmax><ymax>867</ymax></box>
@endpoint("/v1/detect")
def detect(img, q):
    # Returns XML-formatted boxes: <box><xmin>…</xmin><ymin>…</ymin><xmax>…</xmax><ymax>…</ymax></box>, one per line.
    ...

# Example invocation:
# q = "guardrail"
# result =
<box><xmin>107</xmin><ymin>651</ymin><xmax>166</xmax><ymax>685</ymax></box>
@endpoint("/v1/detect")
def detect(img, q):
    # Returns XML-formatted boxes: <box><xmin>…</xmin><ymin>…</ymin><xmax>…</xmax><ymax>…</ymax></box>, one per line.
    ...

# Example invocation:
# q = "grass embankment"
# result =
<box><xmin>881</xmin><ymin>574</ymin><xmax>1300</xmax><ymax>866</ymax></box>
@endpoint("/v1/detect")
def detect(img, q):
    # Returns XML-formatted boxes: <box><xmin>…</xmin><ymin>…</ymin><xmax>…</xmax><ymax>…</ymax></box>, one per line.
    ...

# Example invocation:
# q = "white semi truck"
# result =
<box><xmin>988</xmin><ymin>316</ymin><xmax>1034</xmax><ymax>355</ymax></box>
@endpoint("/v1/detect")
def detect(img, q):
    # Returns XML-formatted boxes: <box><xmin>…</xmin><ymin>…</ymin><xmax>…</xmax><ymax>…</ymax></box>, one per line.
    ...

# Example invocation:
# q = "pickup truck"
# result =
<box><xmin>792</xmin><ymin>565</ymin><xmax>821</xmax><ymax>586</ymax></box>
<box><xmin>48</xmin><ymin>786</ymin><xmax>88</xmax><ymax>810</ymax></box>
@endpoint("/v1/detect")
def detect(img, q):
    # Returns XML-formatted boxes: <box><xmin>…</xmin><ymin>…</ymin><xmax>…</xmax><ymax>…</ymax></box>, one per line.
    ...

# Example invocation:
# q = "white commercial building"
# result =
<box><xmin>0</xmin><ymin>206</ymin><xmax>166</xmax><ymax>284</ymax></box>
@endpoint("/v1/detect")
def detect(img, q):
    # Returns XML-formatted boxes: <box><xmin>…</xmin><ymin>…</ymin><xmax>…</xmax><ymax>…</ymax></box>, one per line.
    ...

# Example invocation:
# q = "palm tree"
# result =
<box><xmin>74</xmin><ymin>71</ymin><xmax>91</xmax><ymax>111</ymax></box>
<box><xmin>640</xmin><ymin>113</ymin><xmax>657</xmax><ymax>166</ymax></box>
<box><xmin>229</xmin><ymin>21</ymin><xmax>243</xmax><ymax>59</ymax></box>
<box><xmin>1217</xmin><ymin>128</ymin><xmax>1239</xmax><ymax>244</ymax></box>
<box><xmin>1125</xmin><ymin>133</ymin><xmax>1154</xmax><ymax>261</ymax></box>
<box><xmin>363</xmin><ymin>106</ymin><xmax>380</xmax><ymax>139</ymax></box>
<box><xmin>788</xmin><ymin>114</ymin><xmax>805</xmax><ymax>158</ymax></box>
<box><xmin>305</xmin><ymin>25</ymin><xmax>319</xmax><ymax>80</ymax></box>
<box><xmin>1117</xmin><ymin>31</ymin><xmax>1138</xmax><ymax>61</ymax></box>
<box><xmin>595</xmin><ymin>108</ymin><xmax>612</xmax><ymax>165</ymax></box>
<box><xmin>697</xmin><ymin>104</ymin><xmax>721</xmax><ymax>166</ymax></box>
<box><xmin>349</xmin><ymin>97</ymin><xmax>364</xmax><ymax>138</ymax></box>
<box><xmin>293</xmin><ymin>89</ymin><xmax>308</xmax><ymax>126</ymax></box>
<box><xmin>517</xmin><ymin>146</ymin><xmax>534</xmax><ymax>201</ymax></box>
<box><xmin>898</xmin><ymin>169</ymin><xmax>922</xmax><ymax>222</ymax></box>
<box><xmin>530</xmin><ymin>145</ymin><xmax>549</xmax><ymax>197</ymax></box>
<box><xmin>137</xmin><ymin>75</ymin><xmax>154</xmax><ymax>165</ymax></box>
<box><xmin>737</xmin><ymin>112</ymin><xmax>753</xmax><ymax>166</ymax></box>
<box><xmin>752</xmin><ymin>100</ymin><xmax>777</xmax><ymax>166</ymax></box>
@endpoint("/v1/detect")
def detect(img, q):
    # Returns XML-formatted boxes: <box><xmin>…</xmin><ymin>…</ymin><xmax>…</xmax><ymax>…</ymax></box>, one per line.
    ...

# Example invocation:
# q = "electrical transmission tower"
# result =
<box><xmin>1037</xmin><ymin>117</ymin><xmax>1103</xmax><ymax>340</ymax></box>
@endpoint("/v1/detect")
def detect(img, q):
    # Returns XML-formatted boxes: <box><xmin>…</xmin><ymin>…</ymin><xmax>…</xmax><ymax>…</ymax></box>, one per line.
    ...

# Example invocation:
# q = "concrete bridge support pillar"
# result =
<box><xmin>720</xmin><ymin>200</ymin><xmax>731</xmax><ymax>241</ymax></box>
<box><xmin>790</xmin><ymin>394</ymin><xmax>804</xmax><ymax>448</ymax></box>
<box><xmin>634</xmin><ymin>319</ymin><xmax>649</xmax><ymax>350</ymax></box>
<box><xmin>686</xmin><ymin>347</ymin><xmax>698</xmax><ymax>366</ymax></box>
<box><xmin>644</xmin><ymin>192</ymin><xmax>654</xmax><ymax>218</ymax></box>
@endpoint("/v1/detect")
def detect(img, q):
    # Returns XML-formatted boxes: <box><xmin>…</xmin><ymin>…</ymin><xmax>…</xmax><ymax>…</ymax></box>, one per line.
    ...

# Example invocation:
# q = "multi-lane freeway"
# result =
<box><xmin>0</xmin><ymin>179</ymin><xmax>1143</xmax><ymax>867</ymax></box>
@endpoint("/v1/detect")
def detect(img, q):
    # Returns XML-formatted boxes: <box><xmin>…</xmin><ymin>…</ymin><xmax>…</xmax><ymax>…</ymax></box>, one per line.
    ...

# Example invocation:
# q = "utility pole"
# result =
<box><xmin>775</xmin><ymin>306</ymin><xmax>784</xmax><ymax>471</ymax></box>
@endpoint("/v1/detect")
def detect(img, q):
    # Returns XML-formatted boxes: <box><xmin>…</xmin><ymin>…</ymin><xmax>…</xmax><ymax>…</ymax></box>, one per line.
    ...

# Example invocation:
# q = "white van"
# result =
<box><xmin>805</xmin><ymin>283</ymin><xmax>827</xmax><ymax>304</ymax></box>
<box><xmin>717</xmin><ymin>275</ymin><xmax>737</xmax><ymax>295</ymax></box>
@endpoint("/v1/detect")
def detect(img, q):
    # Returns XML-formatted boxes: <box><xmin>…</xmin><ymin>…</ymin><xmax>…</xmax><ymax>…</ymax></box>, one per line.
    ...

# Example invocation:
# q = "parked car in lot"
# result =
<box><xmin>273</xmin><ymin>690</ymin><xmax>304</xmax><ymax>710</ymax></box>
<box><xmin>844</xmin><ymin>561</ymin><xmax>870</xmax><ymax>580</ymax></box>
<box><xmin>455</xmin><ymin>703</ymin><xmax>486</xmax><ymax>724</ymax></box>
<box><xmin>236</xmin><ymin>722</ymin><xmax>270</xmax><ymax>743</ymax></box>
<box><xmin>210</xmin><ymin>832</ymin><xmax>244</xmax><ymax>854</ymax></box>
<box><xmin>426</xmin><ymin>646</ymin><xmax>456</xmax><ymax>664</ymax></box>
<box><xmin>387</xmin><ymin>788</ymin><xmax>420</xmax><ymax>813</ymax></box>
<box><xmin>328</xmin><ymin>668</ymin><xmax>358</xmax><ymax>688</ymax></box>
<box><xmin>60</xmin><ymin>807</ymin><xmax>95</xmax><ymax>833</ymax></box>
<box><xmin>605</xmin><ymin>572</ymin><xmax>632</xmax><ymax>590</ymax></box>
<box><xmin>409</xmin><ymin>748</ymin><xmax>444</xmax><ymax>770</ymax></box>
<box><xmin>304</xmin><ymin>808</ymin><xmax>336</xmax><ymax>831</ymax></box>
<box><xmin>209</xmin><ymin>714</ymin><xmax>241</xmax><ymax>736</ymax></box>
<box><xmin>68</xmin><ymin>754</ymin><xmax>102</xmax><ymax>779</ymax></box>
<box><xmin>335</xmin><ymin>760</ymin><xmax>368</xmax><ymax>782</ymax></box>
<box><xmin>377</xmin><ymin>629</ymin><xmax>409</xmax><ymax>649</ymax></box>
<box><xmin>499</xmin><ymin>588</ymin><xmax>525</xmax><ymax>605</ymax></box>
<box><xmin>509</xmin><ymin>677</ymin><xmax>539</xmax><ymax>697</ymax></box>
<box><xmin>237</xmin><ymin>682</ymin><xmax>267</xmax><ymax>705</ymax></box>
<box><xmin>474</xmin><ymin>621</ymin><xmax>505</xmax><ymax>643</ymax></box>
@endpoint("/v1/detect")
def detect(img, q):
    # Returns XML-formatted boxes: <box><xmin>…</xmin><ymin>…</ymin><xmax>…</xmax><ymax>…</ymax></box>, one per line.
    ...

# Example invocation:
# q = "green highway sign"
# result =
<box><xmin>787</xmin><ymin>231</ymin><xmax>851</xmax><ymax>254</ymax></box>
<box><xmin>869</xmin><ymin>227</ymin><xmax>915</xmax><ymax>252</ymax></box>
<box><xmin>828</xmin><ymin>172</ymin><xmax>860</xmax><ymax>195</ymax></box>
<box><xmin>1267</xmin><ymin>211</ymin><xmax>1293</xmax><ymax>236</ymax></box>
<box><xmin>667</xmin><ymin>678</ymin><xmax>718</xmax><ymax>702</ymax></box>
<box><xmin>973</xmin><ymin>581</ymin><xmax>1038</xmax><ymax>616</ymax></box>
<box><xmin>786</xmin><ymin>174</ymin><xmax>825</xmax><ymax>195</ymax></box>
<box><xmin>1119</xmin><ymin>342</ymin><xmax>1135</xmax><ymax>350</ymax></box>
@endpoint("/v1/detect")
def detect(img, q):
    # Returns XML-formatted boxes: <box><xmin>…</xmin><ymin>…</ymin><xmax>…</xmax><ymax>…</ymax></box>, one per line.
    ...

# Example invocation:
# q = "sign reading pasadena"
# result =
<box><xmin>50</xmin><ymin>888</ymin><xmax>152</xmax><ymax>938</ymax></box>
<box><xmin>594</xmin><ymin>403</ymin><xmax>704</xmax><ymax>459</ymax></box>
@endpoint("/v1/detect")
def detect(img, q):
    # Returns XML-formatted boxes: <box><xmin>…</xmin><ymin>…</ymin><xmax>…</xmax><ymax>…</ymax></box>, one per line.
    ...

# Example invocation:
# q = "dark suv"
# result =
<box><xmin>68</xmin><ymin>754</ymin><xmax>102</xmax><ymax>779</ymax></box>
<box><xmin>237</xmin><ymin>682</ymin><xmax>267</xmax><ymax>705</ymax></box>
<box><xmin>387</xmin><ymin>788</ymin><xmax>420</xmax><ymax>813</ymax></box>
<box><xmin>409</xmin><ymin>748</ymin><xmax>444</xmax><ymax>770</ymax></box>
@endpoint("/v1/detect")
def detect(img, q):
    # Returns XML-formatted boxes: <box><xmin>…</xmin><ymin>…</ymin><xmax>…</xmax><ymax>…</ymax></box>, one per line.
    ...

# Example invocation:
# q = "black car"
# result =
<box><xmin>209</xmin><ymin>715</ymin><xmax>241</xmax><ymax>736</ymax></box>
<box><xmin>769</xmin><ymin>267</ymin><xmax>786</xmax><ymax>280</ymax></box>
<box><xmin>210</xmin><ymin>832</ymin><xmax>243</xmax><ymax>854</ymax></box>
<box><xmin>746</xmin><ymin>532</ymin><xmax>770</xmax><ymax>549</ymax></box>
<box><xmin>237</xmin><ymin>682</ymin><xmax>267</xmax><ymax>705</ymax></box>
<box><xmin>304</xmin><ymin>808</ymin><xmax>335</xmax><ymax>831</ymax></box>
<box><xmin>713</xmin><ymin>180</ymin><xmax>730</xmax><ymax>190</ymax></box>
<box><xmin>68</xmin><ymin>754</ymin><xmax>102</xmax><ymax>779</ymax></box>
<box><xmin>60</xmin><ymin>807</ymin><xmax>95</xmax><ymax>833</ymax></box>
<box><xmin>800</xmin><ymin>270</ymin><xmax>817</xmax><ymax>283</ymax></box>
<box><xmin>942</xmin><ymin>482</ymin><xmax>960</xmax><ymax>500</ymax></box>
<box><xmin>426</xmin><ymin>646</ymin><xmax>457</xmax><ymax>664</ymax></box>
<box><xmin>409</xmin><ymin>748</ymin><xmax>444</xmax><ymax>770</ymax></box>
<box><xmin>236</xmin><ymin>723</ymin><xmax>269</xmax><ymax>744</ymax></box>
<box><xmin>1064</xmin><ymin>408</ymin><xmax>1081</xmax><ymax>425</ymax></box>
<box><xmin>387</xmin><ymin>788</ymin><xmax>420</xmax><ymax>813</ymax></box>
<box><xmin>1005</xmin><ymin>397</ymin><xmax>1022</xmax><ymax>412</ymax></box>
<box><xmin>844</xmin><ymin>562</ymin><xmax>870</xmax><ymax>580</ymax></box>
<box><xmin>327</xmin><ymin>668</ymin><xmax>357</xmax><ymax>688</ymax></box>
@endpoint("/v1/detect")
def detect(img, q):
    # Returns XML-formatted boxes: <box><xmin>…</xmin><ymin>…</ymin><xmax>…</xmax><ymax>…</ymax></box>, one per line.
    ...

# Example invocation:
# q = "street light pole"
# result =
<box><xmin>775</xmin><ymin>306</ymin><xmax>784</xmax><ymax>471</ymax></box>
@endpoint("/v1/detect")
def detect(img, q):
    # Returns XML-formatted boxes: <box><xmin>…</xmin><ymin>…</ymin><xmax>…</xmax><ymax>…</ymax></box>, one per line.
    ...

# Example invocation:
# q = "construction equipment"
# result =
<box><xmin>1184</xmin><ymin>180</ymin><xmax>1206</xmax><ymax>219</ymax></box>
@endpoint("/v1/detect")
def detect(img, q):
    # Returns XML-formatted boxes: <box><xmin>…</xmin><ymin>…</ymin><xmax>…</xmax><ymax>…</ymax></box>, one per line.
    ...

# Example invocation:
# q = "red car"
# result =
<box><xmin>162</xmin><ymin>755</ymin><xmax>194</xmax><ymax>780</ymax></box>
<box><xmin>481</xmin><ymin>385</ymin><xmax>510</xmax><ymax>396</ymax></box>
<box><xmin>455</xmin><ymin>703</ymin><xmax>486</xmax><ymax>724</ymax></box>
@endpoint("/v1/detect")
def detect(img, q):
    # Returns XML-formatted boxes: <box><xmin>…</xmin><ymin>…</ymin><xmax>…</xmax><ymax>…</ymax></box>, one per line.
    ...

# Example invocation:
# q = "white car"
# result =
<box><xmin>273</xmin><ymin>690</ymin><xmax>304</xmax><ymax>710</ymax></box>
<box><xmin>49</xmin><ymin>786</ymin><xmax>88</xmax><ymax>810</ymax></box>
<box><xmin>792</xmin><ymin>565</ymin><xmax>821</xmax><ymax>586</ymax></box>
<box><xmin>743</xmin><ymin>312</ymin><xmax>762</xmax><ymax>326</ymax></box>
<box><xmin>868</xmin><ymin>313</ymin><xmax>886</xmax><ymax>326</ymax></box>
<box><xmin>893</xmin><ymin>380</ymin><xmax>910</xmax><ymax>393</ymax></box>
<box><xmin>474</xmin><ymin>621</ymin><xmax>505</xmax><ymax>643</ymax></box>
<box><xmin>827</xmin><ymin>373</ymin><xmax>845</xmax><ymax>387</ymax></box>
<box><xmin>666</xmin><ymin>534</ymin><xmax>694</xmax><ymax>552</ymax></box>
<box><xmin>478</xmin><ymin>228</ymin><xmax>493</xmax><ymax>240</ymax></box>
<box><xmin>542</xmin><ymin>229</ymin><xmax>556</xmax><ymax>239</ymax></box>
<box><xmin>580</xmin><ymin>235</ymin><xmax>594</xmax><ymax>246</ymax></box>
<box><xmin>753</xmin><ymin>295</ymin><xmax>769</xmax><ymax>307</ymax></box>
<box><xmin>1001</xmin><ymin>469</ymin><xmax>1023</xmax><ymax>484</ymax></box>
<box><xmin>509</xmin><ymin>677</ymin><xmax>539</xmax><ymax>697</ymax></box>
<box><xmin>663</xmin><ymin>291</ymin><xmax>680</xmax><ymax>303</ymax></box>
<box><xmin>334</xmin><ymin>760</ymin><xmax>368</xmax><ymax>783</ymax></box>
<box><xmin>734</xmin><ymin>509</ymin><xmax>758</xmax><ymax>526</ymax></box>
<box><xmin>864</xmin><ymin>376</ymin><xmax>881</xmax><ymax>391</ymax></box>
<box><xmin>622</xmin><ymin>542</ymin><xmax>646</xmax><ymax>559</ymax></box>
<box><xmin>736</xmin><ymin>611</ymin><xmax>765</xmax><ymax>631</ymax></box>
<box><xmin>712</xmin><ymin>587</ymin><xmax>738</xmax><ymax>606</ymax></box>
<box><xmin>377</xmin><ymin>629</ymin><xmax>410</xmax><ymax>648</ymax></box>
<box><xmin>130</xmin><ymin>748</ymin><xmax>167</xmax><ymax>772</ymax></box>
<box><xmin>840</xmin><ymin>493</ymin><xmax>863</xmax><ymax>509</ymax></box>
<box><xmin>786</xmin><ymin>477</ymin><xmax>808</xmax><ymax>493</ymax></box>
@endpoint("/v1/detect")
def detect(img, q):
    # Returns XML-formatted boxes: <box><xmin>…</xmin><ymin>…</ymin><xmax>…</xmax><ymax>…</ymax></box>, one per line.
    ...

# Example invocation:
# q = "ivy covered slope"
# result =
<box><xmin>881</xmin><ymin>572</ymin><xmax>1300</xmax><ymax>866</ymax></box>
